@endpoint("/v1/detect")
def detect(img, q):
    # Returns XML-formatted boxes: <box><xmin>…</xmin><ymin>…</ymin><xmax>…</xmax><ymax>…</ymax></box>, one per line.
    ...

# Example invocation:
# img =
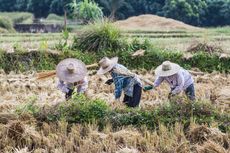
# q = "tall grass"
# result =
<box><xmin>0</xmin><ymin>12</ymin><xmax>34</xmax><ymax>24</ymax></box>
<box><xmin>72</xmin><ymin>20</ymin><xmax>124</xmax><ymax>52</ymax></box>
<box><xmin>0</xmin><ymin>17</ymin><xmax>14</xmax><ymax>32</ymax></box>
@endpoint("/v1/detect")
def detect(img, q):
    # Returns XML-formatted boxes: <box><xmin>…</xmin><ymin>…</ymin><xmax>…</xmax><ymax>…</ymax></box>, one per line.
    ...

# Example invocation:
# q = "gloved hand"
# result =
<box><xmin>168</xmin><ymin>92</ymin><xmax>176</xmax><ymax>99</ymax></box>
<box><xmin>105</xmin><ymin>79</ymin><xmax>114</xmax><ymax>85</ymax></box>
<box><xmin>143</xmin><ymin>85</ymin><xmax>154</xmax><ymax>91</ymax></box>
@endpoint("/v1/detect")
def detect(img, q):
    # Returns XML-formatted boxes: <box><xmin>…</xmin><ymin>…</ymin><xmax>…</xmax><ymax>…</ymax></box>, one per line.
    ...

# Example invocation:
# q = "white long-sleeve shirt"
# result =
<box><xmin>153</xmin><ymin>69</ymin><xmax>194</xmax><ymax>94</ymax></box>
<box><xmin>57</xmin><ymin>77</ymin><xmax>88</xmax><ymax>93</ymax></box>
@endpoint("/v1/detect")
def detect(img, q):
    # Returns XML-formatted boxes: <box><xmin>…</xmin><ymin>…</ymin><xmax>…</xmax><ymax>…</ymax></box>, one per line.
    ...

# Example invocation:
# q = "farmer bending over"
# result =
<box><xmin>97</xmin><ymin>57</ymin><xmax>142</xmax><ymax>107</ymax></box>
<box><xmin>56</xmin><ymin>58</ymin><xmax>88</xmax><ymax>100</ymax></box>
<box><xmin>144</xmin><ymin>61</ymin><xmax>195</xmax><ymax>101</ymax></box>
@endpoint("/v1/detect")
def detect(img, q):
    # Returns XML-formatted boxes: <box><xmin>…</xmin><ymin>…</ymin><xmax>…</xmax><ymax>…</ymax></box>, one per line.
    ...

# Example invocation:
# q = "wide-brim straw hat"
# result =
<box><xmin>155</xmin><ymin>61</ymin><xmax>181</xmax><ymax>77</ymax></box>
<box><xmin>56</xmin><ymin>58</ymin><xmax>87</xmax><ymax>83</ymax></box>
<box><xmin>97</xmin><ymin>57</ymin><xmax>118</xmax><ymax>75</ymax></box>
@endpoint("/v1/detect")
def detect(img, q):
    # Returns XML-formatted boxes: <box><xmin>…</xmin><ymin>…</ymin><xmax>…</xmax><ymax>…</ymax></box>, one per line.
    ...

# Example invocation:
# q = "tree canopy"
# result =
<box><xmin>0</xmin><ymin>0</ymin><xmax>229</xmax><ymax>26</ymax></box>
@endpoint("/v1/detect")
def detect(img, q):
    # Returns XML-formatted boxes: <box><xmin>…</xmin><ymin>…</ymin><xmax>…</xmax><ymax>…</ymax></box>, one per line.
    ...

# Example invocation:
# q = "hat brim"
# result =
<box><xmin>155</xmin><ymin>63</ymin><xmax>181</xmax><ymax>77</ymax></box>
<box><xmin>56</xmin><ymin>58</ymin><xmax>87</xmax><ymax>83</ymax></box>
<box><xmin>97</xmin><ymin>57</ymin><xmax>118</xmax><ymax>75</ymax></box>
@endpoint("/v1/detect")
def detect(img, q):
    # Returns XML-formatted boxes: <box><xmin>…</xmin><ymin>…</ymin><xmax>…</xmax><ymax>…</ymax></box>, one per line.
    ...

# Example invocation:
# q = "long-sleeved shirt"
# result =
<box><xmin>153</xmin><ymin>69</ymin><xmax>194</xmax><ymax>94</ymax></box>
<box><xmin>111</xmin><ymin>64</ymin><xmax>142</xmax><ymax>99</ymax></box>
<box><xmin>57</xmin><ymin>76</ymin><xmax>88</xmax><ymax>94</ymax></box>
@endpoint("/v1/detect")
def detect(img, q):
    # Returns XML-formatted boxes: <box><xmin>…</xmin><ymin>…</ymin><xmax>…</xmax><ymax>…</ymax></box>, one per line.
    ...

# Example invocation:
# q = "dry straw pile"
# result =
<box><xmin>114</xmin><ymin>14</ymin><xmax>201</xmax><ymax>31</ymax></box>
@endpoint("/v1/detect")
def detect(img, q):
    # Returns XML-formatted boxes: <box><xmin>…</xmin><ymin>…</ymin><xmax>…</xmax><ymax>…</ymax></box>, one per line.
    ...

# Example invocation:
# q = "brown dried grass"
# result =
<box><xmin>114</xmin><ymin>14</ymin><xmax>200</xmax><ymax>31</ymax></box>
<box><xmin>0</xmin><ymin>71</ymin><xmax>229</xmax><ymax>112</ymax></box>
<box><xmin>0</xmin><ymin>117</ymin><xmax>228</xmax><ymax>153</ymax></box>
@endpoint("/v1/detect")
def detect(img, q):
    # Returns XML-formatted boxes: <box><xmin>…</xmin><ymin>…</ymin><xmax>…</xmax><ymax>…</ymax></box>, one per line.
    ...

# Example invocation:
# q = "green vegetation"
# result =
<box><xmin>17</xmin><ymin>95</ymin><xmax>230</xmax><ymax>132</ymax></box>
<box><xmin>0</xmin><ymin>47</ymin><xmax>229</xmax><ymax>73</ymax></box>
<box><xmin>75</xmin><ymin>0</ymin><xmax>103</xmax><ymax>23</ymax></box>
<box><xmin>0</xmin><ymin>0</ymin><xmax>230</xmax><ymax>26</ymax></box>
<box><xmin>0</xmin><ymin>12</ymin><xmax>33</xmax><ymax>24</ymax></box>
<box><xmin>72</xmin><ymin>20</ymin><xmax>123</xmax><ymax>52</ymax></box>
<box><xmin>0</xmin><ymin>17</ymin><xmax>14</xmax><ymax>32</ymax></box>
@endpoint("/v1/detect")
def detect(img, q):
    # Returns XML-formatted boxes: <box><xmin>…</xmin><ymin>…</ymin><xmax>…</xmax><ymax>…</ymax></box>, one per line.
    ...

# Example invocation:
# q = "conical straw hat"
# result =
<box><xmin>155</xmin><ymin>61</ymin><xmax>181</xmax><ymax>77</ymax></box>
<box><xmin>56</xmin><ymin>58</ymin><xmax>87</xmax><ymax>83</ymax></box>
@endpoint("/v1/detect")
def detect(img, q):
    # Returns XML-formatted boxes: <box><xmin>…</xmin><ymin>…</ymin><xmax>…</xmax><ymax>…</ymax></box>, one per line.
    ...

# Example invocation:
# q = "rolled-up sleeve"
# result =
<box><xmin>171</xmin><ymin>73</ymin><xmax>184</xmax><ymax>94</ymax></box>
<box><xmin>77</xmin><ymin>77</ymin><xmax>88</xmax><ymax>93</ymax></box>
<box><xmin>114</xmin><ymin>78</ymin><xmax>123</xmax><ymax>99</ymax></box>
<box><xmin>153</xmin><ymin>77</ymin><xmax>164</xmax><ymax>87</ymax></box>
<box><xmin>57</xmin><ymin>80</ymin><xmax>69</xmax><ymax>93</ymax></box>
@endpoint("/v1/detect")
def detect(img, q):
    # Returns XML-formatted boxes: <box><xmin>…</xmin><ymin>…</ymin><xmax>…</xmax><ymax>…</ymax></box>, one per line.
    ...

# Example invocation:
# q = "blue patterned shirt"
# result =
<box><xmin>111</xmin><ymin>64</ymin><xmax>141</xmax><ymax>99</ymax></box>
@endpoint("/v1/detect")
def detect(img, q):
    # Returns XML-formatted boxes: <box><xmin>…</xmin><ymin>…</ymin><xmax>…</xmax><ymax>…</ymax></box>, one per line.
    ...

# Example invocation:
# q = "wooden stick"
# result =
<box><xmin>140</xmin><ymin>78</ymin><xmax>153</xmax><ymax>85</ymax></box>
<box><xmin>37</xmin><ymin>63</ymin><xmax>99</xmax><ymax>80</ymax></box>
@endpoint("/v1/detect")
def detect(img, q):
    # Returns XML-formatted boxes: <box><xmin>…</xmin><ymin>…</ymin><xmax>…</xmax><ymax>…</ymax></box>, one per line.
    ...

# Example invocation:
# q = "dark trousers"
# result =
<box><xmin>65</xmin><ymin>89</ymin><xmax>74</xmax><ymax>100</ymax></box>
<box><xmin>185</xmin><ymin>84</ymin><xmax>196</xmax><ymax>101</ymax></box>
<box><xmin>123</xmin><ymin>84</ymin><xmax>142</xmax><ymax>107</ymax></box>
<box><xmin>170</xmin><ymin>83</ymin><xmax>195</xmax><ymax>101</ymax></box>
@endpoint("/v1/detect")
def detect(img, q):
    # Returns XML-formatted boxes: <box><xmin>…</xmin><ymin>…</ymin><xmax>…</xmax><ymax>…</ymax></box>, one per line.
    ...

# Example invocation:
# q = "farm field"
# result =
<box><xmin>1</xmin><ymin>27</ymin><xmax>230</xmax><ymax>54</ymax></box>
<box><xmin>0</xmin><ymin>17</ymin><xmax>230</xmax><ymax>152</ymax></box>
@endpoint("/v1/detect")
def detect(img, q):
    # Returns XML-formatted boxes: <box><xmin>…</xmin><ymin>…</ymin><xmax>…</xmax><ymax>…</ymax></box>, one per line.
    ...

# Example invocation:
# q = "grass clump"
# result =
<box><xmin>72</xmin><ymin>20</ymin><xmax>124</xmax><ymax>52</ymax></box>
<box><xmin>0</xmin><ymin>17</ymin><xmax>14</xmax><ymax>32</ymax></box>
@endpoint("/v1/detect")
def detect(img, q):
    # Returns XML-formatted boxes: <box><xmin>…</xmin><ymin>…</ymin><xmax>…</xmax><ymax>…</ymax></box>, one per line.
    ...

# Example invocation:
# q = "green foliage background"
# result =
<box><xmin>0</xmin><ymin>0</ymin><xmax>229</xmax><ymax>26</ymax></box>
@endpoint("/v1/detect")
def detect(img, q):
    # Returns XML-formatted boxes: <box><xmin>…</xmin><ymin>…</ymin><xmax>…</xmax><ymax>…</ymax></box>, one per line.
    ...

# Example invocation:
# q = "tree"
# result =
<box><xmin>163</xmin><ymin>0</ymin><xmax>207</xmax><ymax>26</ymax></box>
<box><xmin>203</xmin><ymin>0</ymin><xmax>226</xmax><ymax>26</ymax></box>
<box><xmin>15</xmin><ymin>0</ymin><xmax>29</xmax><ymax>11</ymax></box>
<box><xmin>49</xmin><ymin>0</ymin><xmax>65</xmax><ymax>15</ymax></box>
<box><xmin>76</xmin><ymin>0</ymin><xmax>103</xmax><ymax>23</ymax></box>
<box><xmin>221</xmin><ymin>0</ymin><xmax>230</xmax><ymax>25</ymax></box>
<box><xmin>0</xmin><ymin>0</ymin><xmax>17</xmax><ymax>11</ymax></box>
<box><xmin>96</xmin><ymin>0</ymin><xmax>131</xmax><ymax>20</ymax></box>
<box><xmin>27</xmin><ymin>0</ymin><xmax>53</xmax><ymax>18</ymax></box>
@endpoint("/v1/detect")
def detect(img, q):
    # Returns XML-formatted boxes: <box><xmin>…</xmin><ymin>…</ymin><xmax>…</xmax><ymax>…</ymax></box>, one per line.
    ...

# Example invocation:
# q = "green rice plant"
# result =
<box><xmin>72</xmin><ymin>20</ymin><xmax>124</xmax><ymax>52</ymax></box>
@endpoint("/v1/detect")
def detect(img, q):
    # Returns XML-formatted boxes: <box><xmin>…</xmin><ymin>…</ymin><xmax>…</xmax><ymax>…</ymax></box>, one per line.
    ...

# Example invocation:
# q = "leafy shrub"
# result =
<box><xmin>72</xmin><ymin>20</ymin><xmax>124</xmax><ymax>52</ymax></box>
<box><xmin>0</xmin><ymin>17</ymin><xmax>14</xmax><ymax>31</ymax></box>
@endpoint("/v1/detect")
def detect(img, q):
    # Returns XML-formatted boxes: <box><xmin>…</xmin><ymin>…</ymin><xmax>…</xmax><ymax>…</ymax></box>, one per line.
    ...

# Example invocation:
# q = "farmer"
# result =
<box><xmin>56</xmin><ymin>58</ymin><xmax>88</xmax><ymax>100</ymax></box>
<box><xmin>97</xmin><ymin>57</ymin><xmax>142</xmax><ymax>107</ymax></box>
<box><xmin>143</xmin><ymin>61</ymin><xmax>195</xmax><ymax>101</ymax></box>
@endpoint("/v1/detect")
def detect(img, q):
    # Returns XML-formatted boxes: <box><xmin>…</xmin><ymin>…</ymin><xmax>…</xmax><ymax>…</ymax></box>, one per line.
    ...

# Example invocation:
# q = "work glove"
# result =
<box><xmin>105</xmin><ymin>79</ymin><xmax>114</xmax><ymax>85</ymax></box>
<box><xmin>143</xmin><ymin>85</ymin><xmax>154</xmax><ymax>91</ymax></box>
